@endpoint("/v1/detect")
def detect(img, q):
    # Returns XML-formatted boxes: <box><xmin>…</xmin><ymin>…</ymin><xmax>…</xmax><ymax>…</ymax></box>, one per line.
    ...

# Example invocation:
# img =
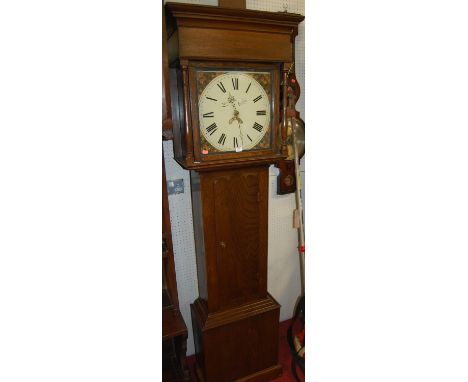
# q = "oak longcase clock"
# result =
<box><xmin>165</xmin><ymin>3</ymin><xmax>304</xmax><ymax>381</ymax></box>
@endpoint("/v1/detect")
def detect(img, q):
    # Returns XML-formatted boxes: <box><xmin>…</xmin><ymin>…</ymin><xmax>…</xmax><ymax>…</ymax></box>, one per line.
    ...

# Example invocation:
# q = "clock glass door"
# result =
<box><xmin>191</xmin><ymin>65</ymin><xmax>278</xmax><ymax>160</ymax></box>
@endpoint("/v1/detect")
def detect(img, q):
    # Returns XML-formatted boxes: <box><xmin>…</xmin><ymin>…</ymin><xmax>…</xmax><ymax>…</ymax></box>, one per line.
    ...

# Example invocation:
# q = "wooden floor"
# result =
<box><xmin>186</xmin><ymin>319</ymin><xmax>304</xmax><ymax>382</ymax></box>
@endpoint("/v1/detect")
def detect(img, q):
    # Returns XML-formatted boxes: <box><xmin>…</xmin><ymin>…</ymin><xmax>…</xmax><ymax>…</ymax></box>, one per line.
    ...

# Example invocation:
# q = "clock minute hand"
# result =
<box><xmin>237</xmin><ymin>122</ymin><xmax>245</xmax><ymax>147</ymax></box>
<box><xmin>233</xmin><ymin>109</ymin><xmax>245</xmax><ymax>147</ymax></box>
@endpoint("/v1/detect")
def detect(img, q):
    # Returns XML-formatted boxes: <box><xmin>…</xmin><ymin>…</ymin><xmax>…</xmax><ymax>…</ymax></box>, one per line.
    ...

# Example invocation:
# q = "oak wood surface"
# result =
<box><xmin>169</xmin><ymin>66</ymin><xmax>185</xmax><ymax>159</ymax></box>
<box><xmin>276</xmin><ymin>160</ymin><xmax>296</xmax><ymax>194</ymax></box>
<box><xmin>191</xmin><ymin>294</ymin><xmax>281</xmax><ymax>382</ymax></box>
<box><xmin>166</xmin><ymin>3</ymin><xmax>303</xmax><ymax>39</ymax></box>
<box><xmin>190</xmin><ymin>167</ymin><xmax>269</xmax><ymax>313</ymax></box>
<box><xmin>162</xmin><ymin>309</ymin><xmax>188</xmax><ymax>341</ymax></box>
<box><xmin>178</xmin><ymin>28</ymin><xmax>292</xmax><ymax>62</ymax></box>
<box><xmin>162</xmin><ymin>2</ymin><xmax>173</xmax><ymax>140</ymax></box>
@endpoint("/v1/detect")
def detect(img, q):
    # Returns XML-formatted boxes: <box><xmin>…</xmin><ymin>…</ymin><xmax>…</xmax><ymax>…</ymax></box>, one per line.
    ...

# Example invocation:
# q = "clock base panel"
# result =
<box><xmin>195</xmin><ymin>362</ymin><xmax>282</xmax><ymax>382</ymax></box>
<box><xmin>191</xmin><ymin>294</ymin><xmax>282</xmax><ymax>382</ymax></box>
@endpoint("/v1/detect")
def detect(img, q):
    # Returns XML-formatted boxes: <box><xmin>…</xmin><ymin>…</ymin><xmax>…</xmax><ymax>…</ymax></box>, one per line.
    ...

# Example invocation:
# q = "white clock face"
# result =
<box><xmin>198</xmin><ymin>72</ymin><xmax>271</xmax><ymax>152</ymax></box>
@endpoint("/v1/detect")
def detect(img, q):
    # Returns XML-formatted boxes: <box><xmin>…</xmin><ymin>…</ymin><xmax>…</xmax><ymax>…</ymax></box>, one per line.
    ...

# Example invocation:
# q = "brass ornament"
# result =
<box><xmin>286</xmin><ymin>117</ymin><xmax>305</xmax><ymax>160</ymax></box>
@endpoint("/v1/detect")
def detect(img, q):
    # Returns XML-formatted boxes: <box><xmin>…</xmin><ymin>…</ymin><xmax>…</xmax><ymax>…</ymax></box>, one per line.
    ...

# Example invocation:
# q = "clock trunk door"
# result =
<box><xmin>199</xmin><ymin>166</ymin><xmax>269</xmax><ymax>312</ymax></box>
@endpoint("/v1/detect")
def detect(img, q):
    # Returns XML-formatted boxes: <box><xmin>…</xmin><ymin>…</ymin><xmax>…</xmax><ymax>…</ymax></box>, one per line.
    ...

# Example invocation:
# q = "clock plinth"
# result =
<box><xmin>191</xmin><ymin>295</ymin><xmax>281</xmax><ymax>382</ymax></box>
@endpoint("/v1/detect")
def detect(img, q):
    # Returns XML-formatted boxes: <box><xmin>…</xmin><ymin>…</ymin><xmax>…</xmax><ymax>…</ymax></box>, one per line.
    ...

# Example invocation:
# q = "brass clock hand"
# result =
<box><xmin>233</xmin><ymin>109</ymin><xmax>245</xmax><ymax>147</ymax></box>
<box><xmin>229</xmin><ymin>109</ymin><xmax>243</xmax><ymax>124</ymax></box>
<box><xmin>234</xmin><ymin>109</ymin><xmax>243</xmax><ymax>124</ymax></box>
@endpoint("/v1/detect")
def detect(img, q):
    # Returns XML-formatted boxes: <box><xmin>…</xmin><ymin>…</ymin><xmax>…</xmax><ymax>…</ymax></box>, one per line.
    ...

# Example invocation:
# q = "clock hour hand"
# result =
<box><xmin>229</xmin><ymin>116</ymin><xmax>244</xmax><ymax>124</ymax></box>
<box><xmin>229</xmin><ymin>109</ymin><xmax>243</xmax><ymax>125</ymax></box>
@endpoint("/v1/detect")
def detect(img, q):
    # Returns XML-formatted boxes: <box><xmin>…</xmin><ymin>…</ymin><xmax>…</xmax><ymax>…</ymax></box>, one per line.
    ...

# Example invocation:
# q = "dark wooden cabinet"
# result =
<box><xmin>162</xmin><ymin>154</ymin><xmax>190</xmax><ymax>382</ymax></box>
<box><xmin>162</xmin><ymin>2</ymin><xmax>189</xmax><ymax>381</ymax></box>
<box><xmin>162</xmin><ymin>1</ymin><xmax>173</xmax><ymax>140</ymax></box>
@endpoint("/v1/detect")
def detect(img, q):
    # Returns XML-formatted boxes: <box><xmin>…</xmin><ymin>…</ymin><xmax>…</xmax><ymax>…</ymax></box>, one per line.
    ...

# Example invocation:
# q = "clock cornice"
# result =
<box><xmin>165</xmin><ymin>2</ymin><xmax>304</xmax><ymax>38</ymax></box>
<box><xmin>166</xmin><ymin>3</ymin><xmax>304</xmax><ymax>63</ymax></box>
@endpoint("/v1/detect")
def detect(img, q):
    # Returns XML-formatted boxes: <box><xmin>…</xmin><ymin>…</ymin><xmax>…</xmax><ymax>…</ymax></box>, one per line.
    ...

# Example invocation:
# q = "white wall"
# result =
<box><xmin>164</xmin><ymin>0</ymin><xmax>305</xmax><ymax>356</ymax></box>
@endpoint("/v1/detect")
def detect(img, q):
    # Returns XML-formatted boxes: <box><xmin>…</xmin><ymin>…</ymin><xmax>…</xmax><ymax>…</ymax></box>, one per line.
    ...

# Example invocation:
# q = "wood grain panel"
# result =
<box><xmin>166</xmin><ymin>3</ymin><xmax>303</xmax><ymax>39</ymax></box>
<box><xmin>198</xmin><ymin>166</ymin><xmax>269</xmax><ymax>311</ymax></box>
<box><xmin>189</xmin><ymin>171</ymin><xmax>208</xmax><ymax>300</ymax></box>
<box><xmin>204</xmin><ymin>310</ymin><xmax>279</xmax><ymax>381</ymax></box>
<box><xmin>214</xmin><ymin>172</ymin><xmax>261</xmax><ymax>307</ymax></box>
<box><xmin>162</xmin><ymin>3</ymin><xmax>173</xmax><ymax>139</ymax></box>
<box><xmin>191</xmin><ymin>294</ymin><xmax>281</xmax><ymax>382</ymax></box>
<box><xmin>178</xmin><ymin>28</ymin><xmax>292</xmax><ymax>62</ymax></box>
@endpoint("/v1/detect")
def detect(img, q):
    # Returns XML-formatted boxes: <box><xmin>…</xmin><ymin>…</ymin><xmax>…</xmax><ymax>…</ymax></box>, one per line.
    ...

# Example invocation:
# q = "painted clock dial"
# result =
<box><xmin>198</xmin><ymin>72</ymin><xmax>271</xmax><ymax>152</ymax></box>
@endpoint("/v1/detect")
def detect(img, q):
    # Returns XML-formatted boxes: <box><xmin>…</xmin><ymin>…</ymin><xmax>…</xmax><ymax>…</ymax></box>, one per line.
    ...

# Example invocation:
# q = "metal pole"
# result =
<box><xmin>292</xmin><ymin>118</ymin><xmax>305</xmax><ymax>296</ymax></box>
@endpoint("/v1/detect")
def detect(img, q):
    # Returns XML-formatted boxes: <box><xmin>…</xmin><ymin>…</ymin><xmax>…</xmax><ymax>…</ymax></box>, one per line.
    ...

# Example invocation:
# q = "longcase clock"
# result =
<box><xmin>165</xmin><ymin>3</ymin><xmax>304</xmax><ymax>381</ymax></box>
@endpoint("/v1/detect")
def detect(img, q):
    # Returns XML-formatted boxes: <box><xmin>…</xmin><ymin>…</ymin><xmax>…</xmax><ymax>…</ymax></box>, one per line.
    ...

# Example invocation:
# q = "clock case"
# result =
<box><xmin>165</xmin><ymin>3</ymin><xmax>304</xmax><ymax>381</ymax></box>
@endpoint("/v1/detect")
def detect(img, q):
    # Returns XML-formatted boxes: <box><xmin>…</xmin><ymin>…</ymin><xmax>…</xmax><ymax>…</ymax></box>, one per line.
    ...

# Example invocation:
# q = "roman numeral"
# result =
<box><xmin>256</xmin><ymin>110</ymin><xmax>266</xmax><ymax>115</ymax></box>
<box><xmin>203</xmin><ymin>112</ymin><xmax>214</xmax><ymax>118</ymax></box>
<box><xmin>245</xmin><ymin>82</ymin><xmax>251</xmax><ymax>93</ymax></box>
<box><xmin>253</xmin><ymin>95</ymin><xmax>262</xmax><ymax>103</ymax></box>
<box><xmin>206</xmin><ymin>123</ymin><xmax>217</xmax><ymax>135</ymax></box>
<box><xmin>233</xmin><ymin>137</ymin><xmax>239</xmax><ymax>148</ymax></box>
<box><xmin>232</xmin><ymin>77</ymin><xmax>238</xmax><ymax>90</ymax></box>
<box><xmin>218</xmin><ymin>133</ymin><xmax>226</xmax><ymax>145</ymax></box>
<box><xmin>252</xmin><ymin>122</ymin><xmax>263</xmax><ymax>132</ymax></box>
<box><xmin>217</xmin><ymin>82</ymin><xmax>226</xmax><ymax>93</ymax></box>
<box><xmin>247</xmin><ymin>134</ymin><xmax>252</xmax><ymax>142</ymax></box>
<box><xmin>206</xmin><ymin>96</ymin><xmax>217</xmax><ymax>101</ymax></box>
